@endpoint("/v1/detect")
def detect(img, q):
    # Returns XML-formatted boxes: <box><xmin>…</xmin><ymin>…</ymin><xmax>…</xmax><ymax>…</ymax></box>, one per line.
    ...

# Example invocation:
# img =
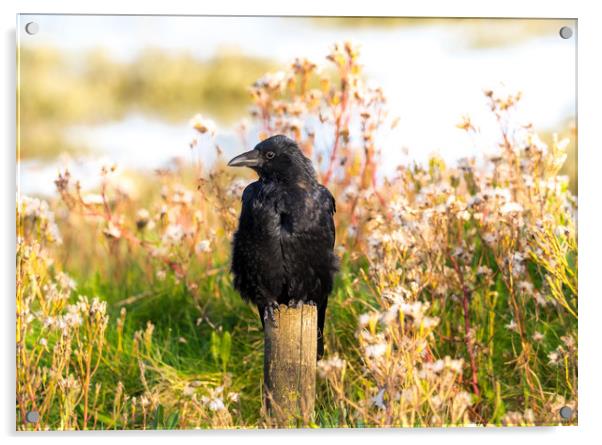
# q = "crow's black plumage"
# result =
<box><xmin>228</xmin><ymin>135</ymin><xmax>338</xmax><ymax>359</ymax></box>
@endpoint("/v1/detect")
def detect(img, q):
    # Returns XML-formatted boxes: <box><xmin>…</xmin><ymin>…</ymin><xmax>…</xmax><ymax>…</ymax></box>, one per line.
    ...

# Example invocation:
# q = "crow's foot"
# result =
<box><xmin>263</xmin><ymin>301</ymin><xmax>280</xmax><ymax>326</ymax></box>
<box><xmin>287</xmin><ymin>299</ymin><xmax>304</xmax><ymax>308</ymax></box>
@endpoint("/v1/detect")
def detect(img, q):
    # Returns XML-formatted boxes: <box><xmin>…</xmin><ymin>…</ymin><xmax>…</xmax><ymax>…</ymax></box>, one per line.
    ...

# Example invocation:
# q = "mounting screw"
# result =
<box><xmin>559</xmin><ymin>26</ymin><xmax>573</xmax><ymax>39</ymax></box>
<box><xmin>559</xmin><ymin>406</ymin><xmax>573</xmax><ymax>420</ymax></box>
<box><xmin>25</xmin><ymin>411</ymin><xmax>39</xmax><ymax>423</ymax></box>
<box><xmin>25</xmin><ymin>22</ymin><xmax>39</xmax><ymax>35</ymax></box>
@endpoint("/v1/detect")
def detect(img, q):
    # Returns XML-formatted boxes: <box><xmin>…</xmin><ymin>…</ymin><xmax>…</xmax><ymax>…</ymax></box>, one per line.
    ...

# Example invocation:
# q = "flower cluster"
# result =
<box><xmin>340</xmin><ymin>88</ymin><xmax>578</xmax><ymax>425</ymax></box>
<box><xmin>17</xmin><ymin>214</ymin><xmax>108</xmax><ymax>429</ymax></box>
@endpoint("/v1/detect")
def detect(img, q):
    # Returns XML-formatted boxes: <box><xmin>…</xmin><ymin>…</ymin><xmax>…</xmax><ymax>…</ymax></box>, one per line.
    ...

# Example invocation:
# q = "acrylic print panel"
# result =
<box><xmin>16</xmin><ymin>15</ymin><xmax>577</xmax><ymax>430</ymax></box>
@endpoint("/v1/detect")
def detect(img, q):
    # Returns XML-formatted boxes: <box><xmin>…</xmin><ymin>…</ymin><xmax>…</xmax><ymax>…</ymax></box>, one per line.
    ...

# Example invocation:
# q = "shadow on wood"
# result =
<box><xmin>263</xmin><ymin>304</ymin><xmax>317</xmax><ymax>427</ymax></box>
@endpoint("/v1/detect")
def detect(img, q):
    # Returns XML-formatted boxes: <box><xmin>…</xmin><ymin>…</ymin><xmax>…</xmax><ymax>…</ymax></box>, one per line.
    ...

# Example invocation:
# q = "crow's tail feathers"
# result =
<box><xmin>317</xmin><ymin>328</ymin><xmax>325</xmax><ymax>360</ymax></box>
<box><xmin>317</xmin><ymin>302</ymin><xmax>327</xmax><ymax>361</ymax></box>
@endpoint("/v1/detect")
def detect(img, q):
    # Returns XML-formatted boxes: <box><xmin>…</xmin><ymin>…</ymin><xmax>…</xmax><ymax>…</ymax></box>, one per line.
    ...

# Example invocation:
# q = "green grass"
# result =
<box><xmin>44</xmin><ymin>241</ymin><xmax>574</xmax><ymax>428</ymax></box>
<box><xmin>44</xmin><ymin>253</ymin><xmax>372</xmax><ymax>428</ymax></box>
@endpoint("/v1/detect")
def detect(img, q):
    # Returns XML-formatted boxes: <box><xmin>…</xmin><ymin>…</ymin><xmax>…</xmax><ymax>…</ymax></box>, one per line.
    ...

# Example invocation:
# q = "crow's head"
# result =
<box><xmin>228</xmin><ymin>135</ymin><xmax>316</xmax><ymax>183</ymax></box>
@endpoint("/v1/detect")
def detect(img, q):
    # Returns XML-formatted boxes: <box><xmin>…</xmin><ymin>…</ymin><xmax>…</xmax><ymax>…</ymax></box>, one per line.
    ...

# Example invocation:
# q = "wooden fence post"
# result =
<box><xmin>263</xmin><ymin>304</ymin><xmax>317</xmax><ymax>427</ymax></box>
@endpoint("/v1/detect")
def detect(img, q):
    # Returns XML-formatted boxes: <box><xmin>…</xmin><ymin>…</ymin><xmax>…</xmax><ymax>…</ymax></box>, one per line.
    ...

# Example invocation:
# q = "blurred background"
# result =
<box><xmin>17</xmin><ymin>15</ymin><xmax>577</xmax><ymax>195</ymax></box>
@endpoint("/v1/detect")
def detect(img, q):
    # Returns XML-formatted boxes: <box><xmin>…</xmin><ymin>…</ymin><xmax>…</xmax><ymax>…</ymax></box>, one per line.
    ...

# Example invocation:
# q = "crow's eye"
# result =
<box><xmin>266</xmin><ymin>151</ymin><xmax>275</xmax><ymax>160</ymax></box>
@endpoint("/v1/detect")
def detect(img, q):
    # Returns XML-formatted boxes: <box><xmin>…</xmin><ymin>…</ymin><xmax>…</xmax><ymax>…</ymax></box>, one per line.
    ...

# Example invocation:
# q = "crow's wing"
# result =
<box><xmin>232</xmin><ymin>181</ymin><xmax>285</xmax><ymax>303</ymax></box>
<box><xmin>230</xmin><ymin>182</ymin><xmax>260</xmax><ymax>302</ymax></box>
<box><xmin>318</xmin><ymin>184</ymin><xmax>336</xmax><ymax>249</ymax></box>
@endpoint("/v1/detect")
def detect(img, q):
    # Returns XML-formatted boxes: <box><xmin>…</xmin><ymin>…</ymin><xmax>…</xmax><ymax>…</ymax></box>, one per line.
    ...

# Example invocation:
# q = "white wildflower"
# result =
<box><xmin>500</xmin><ymin>202</ymin><xmax>523</xmax><ymax>215</ymax></box>
<box><xmin>82</xmin><ymin>194</ymin><xmax>104</xmax><ymax>205</ymax></box>
<box><xmin>208</xmin><ymin>398</ymin><xmax>225</xmax><ymax>411</ymax></box>
<box><xmin>163</xmin><ymin>224</ymin><xmax>185</xmax><ymax>244</ymax></box>
<box><xmin>182</xmin><ymin>386</ymin><xmax>195</xmax><ymax>397</ymax></box>
<box><xmin>364</xmin><ymin>343</ymin><xmax>387</xmax><ymax>358</ymax></box>
<box><xmin>517</xmin><ymin>281</ymin><xmax>534</xmax><ymax>294</ymax></box>
<box><xmin>548</xmin><ymin>351</ymin><xmax>560</xmax><ymax>365</ymax></box>
<box><xmin>359</xmin><ymin>312</ymin><xmax>379</xmax><ymax>328</ymax></box>
<box><xmin>190</xmin><ymin>114</ymin><xmax>217</xmax><ymax>135</ymax></box>
<box><xmin>136</xmin><ymin>208</ymin><xmax>150</xmax><ymax>229</ymax></box>
<box><xmin>482</xmin><ymin>233</ymin><xmax>497</xmax><ymax>245</ymax></box>
<box><xmin>445</xmin><ymin>357</ymin><xmax>464</xmax><ymax>373</ymax></box>
<box><xmin>56</xmin><ymin>272</ymin><xmax>76</xmax><ymax>291</ymax></box>
<box><xmin>195</xmin><ymin>240</ymin><xmax>211</xmax><ymax>254</ymax></box>
<box><xmin>371</xmin><ymin>388</ymin><xmax>386</xmax><ymax>409</ymax></box>
<box><xmin>103</xmin><ymin>221</ymin><xmax>121</xmax><ymax>239</ymax></box>
<box><xmin>506</xmin><ymin>319</ymin><xmax>518</xmax><ymax>332</ymax></box>
<box><xmin>476</xmin><ymin>265</ymin><xmax>492</xmax><ymax>276</ymax></box>
<box><xmin>533</xmin><ymin>291</ymin><xmax>548</xmax><ymax>306</ymax></box>
<box><xmin>317</xmin><ymin>355</ymin><xmax>346</xmax><ymax>378</ymax></box>
<box><xmin>561</xmin><ymin>335</ymin><xmax>575</xmax><ymax>350</ymax></box>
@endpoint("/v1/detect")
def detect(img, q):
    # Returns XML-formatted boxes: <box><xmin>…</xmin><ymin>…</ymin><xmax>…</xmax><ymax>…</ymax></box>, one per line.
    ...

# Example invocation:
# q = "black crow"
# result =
<box><xmin>228</xmin><ymin>135</ymin><xmax>338</xmax><ymax>359</ymax></box>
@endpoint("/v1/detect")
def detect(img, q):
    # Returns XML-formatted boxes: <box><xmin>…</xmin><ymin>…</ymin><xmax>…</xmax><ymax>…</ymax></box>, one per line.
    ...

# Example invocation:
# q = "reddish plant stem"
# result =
<box><xmin>322</xmin><ymin>78</ymin><xmax>349</xmax><ymax>185</ymax></box>
<box><xmin>82</xmin><ymin>351</ymin><xmax>92</xmax><ymax>428</ymax></box>
<box><xmin>450</xmin><ymin>255</ymin><xmax>480</xmax><ymax>397</ymax></box>
<box><xmin>322</xmin><ymin>113</ymin><xmax>343</xmax><ymax>184</ymax></box>
<box><xmin>370</xmin><ymin>108</ymin><xmax>387</xmax><ymax>209</ymax></box>
<box><xmin>67</xmin><ymin>190</ymin><xmax>187</xmax><ymax>278</ymax></box>
<box><xmin>348</xmin><ymin>143</ymin><xmax>388</xmax><ymax>226</ymax></box>
<box><xmin>461</xmin><ymin>282</ymin><xmax>480</xmax><ymax>397</ymax></box>
<box><xmin>368</xmin><ymin>149</ymin><xmax>387</xmax><ymax>210</ymax></box>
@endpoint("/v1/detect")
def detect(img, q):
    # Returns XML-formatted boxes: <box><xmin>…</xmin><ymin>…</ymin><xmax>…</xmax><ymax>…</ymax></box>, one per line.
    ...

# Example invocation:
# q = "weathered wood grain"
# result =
<box><xmin>263</xmin><ymin>304</ymin><xmax>317</xmax><ymax>427</ymax></box>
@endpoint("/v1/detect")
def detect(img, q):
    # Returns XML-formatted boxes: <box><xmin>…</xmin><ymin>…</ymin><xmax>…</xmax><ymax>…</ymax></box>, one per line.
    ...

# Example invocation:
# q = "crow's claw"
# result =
<box><xmin>287</xmin><ymin>299</ymin><xmax>304</xmax><ymax>308</ymax></box>
<box><xmin>306</xmin><ymin>300</ymin><xmax>317</xmax><ymax>307</ymax></box>
<box><xmin>264</xmin><ymin>301</ymin><xmax>280</xmax><ymax>327</ymax></box>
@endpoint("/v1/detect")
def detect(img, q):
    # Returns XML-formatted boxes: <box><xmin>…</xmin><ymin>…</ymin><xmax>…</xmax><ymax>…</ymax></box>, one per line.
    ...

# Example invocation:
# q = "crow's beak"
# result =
<box><xmin>227</xmin><ymin>149</ymin><xmax>261</xmax><ymax>168</ymax></box>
